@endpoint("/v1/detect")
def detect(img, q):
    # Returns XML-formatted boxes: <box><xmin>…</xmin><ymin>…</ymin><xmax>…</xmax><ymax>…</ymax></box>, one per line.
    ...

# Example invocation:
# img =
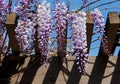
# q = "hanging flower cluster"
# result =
<box><xmin>35</xmin><ymin>0</ymin><xmax>52</xmax><ymax>63</ymax></box>
<box><xmin>0</xmin><ymin>0</ymin><xmax>8</xmax><ymax>53</ymax></box>
<box><xmin>91</xmin><ymin>8</ymin><xmax>109</xmax><ymax>54</ymax></box>
<box><xmin>53</xmin><ymin>2</ymin><xmax>68</xmax><ymax>61</ymax></box>
<box><xmin>14</xmin><ymin>0</ymin><xmax>35</xmax><ymax>55</ymax></box>
<box><xmin>70</xmin><ymin>11</ymin><xmax>88</xmax><ymax>73</ymax></box>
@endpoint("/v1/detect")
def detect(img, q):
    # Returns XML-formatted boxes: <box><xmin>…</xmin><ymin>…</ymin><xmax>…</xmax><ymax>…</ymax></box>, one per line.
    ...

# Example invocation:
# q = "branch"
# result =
<box><xmin>91</xmin><ymin>38</ymin><xmax>100</xmax><ymax>43</ymax></box>
<box><xmin>90</xmin><ymin>46</ymin><xmax>99</xmax><ymax>50</ymax></box>
<box><xmin>4</xmin><ymin>41</ymin><xmax>11</xmax><ymax>56</ymax></box>
<box><xmin>66</xmin><ymin>0</ymin><xmax>70</xmax><ymax>10</ymax></box>
<box><xmin>99</xmin><ymin>6</ymin><xmax>120</xmax><ymax>11</ymax></box>
<box><xmin>8</xmin><ymin>0</ymin><xmax>12</xmax><ymax>13</ymax></box>
<box><xmin>90</xmin><ymin>0</ymin><xmax>120</xmax><ymax>10</ymax></box>
<box><xmin>76</xmin><ymin>0</ymin><xmax>100</xmax><ymax>12</ymax></box>
<box><xmin>50</xmin><ymin>40</ymin><xmax>56</xmax><ymax>47</ymax></box>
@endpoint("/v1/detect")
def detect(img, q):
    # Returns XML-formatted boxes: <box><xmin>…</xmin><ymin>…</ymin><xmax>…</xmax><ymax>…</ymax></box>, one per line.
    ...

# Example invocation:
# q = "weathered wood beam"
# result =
<box><xmin>105</xmin><ymin>12</ymin><xmax>120</xmax><ymax>54</ymax></box>
<box><xmin>114</xmin><ymin>18</ymin><xmax>120</xmax><ymax>46</ymax></box>
<box><xmin>86</xmin><ymin>14</ymin><xmax>94</xmax><ymax>53</ymax></box>
<box><xmin>34</xmin><ymin>27</ymin><xmax>40</xmax><ymax>55</ymax></box>
<box><xmin>112</xmin><ymin>27</ymin><xmax>120</xmax><ymax>53</ymax></box>
<box><xmin>110</xmin><ymin>50</ymin><xmax>120</xmax><ymax>84</ymax></box>
<box><xmin>57</xmin><ymin>24</ymin><xmax>67</xmax><ymax>61</ymax></box>
<box><xmin>2</xmin><ymin>56</ymin><xmax>117</xmax><ymax>84</ymax></box>
<box><xmin>5</xmin><ymin>13</ymin><xmax>20</xmax><ymax>55</ymax></box>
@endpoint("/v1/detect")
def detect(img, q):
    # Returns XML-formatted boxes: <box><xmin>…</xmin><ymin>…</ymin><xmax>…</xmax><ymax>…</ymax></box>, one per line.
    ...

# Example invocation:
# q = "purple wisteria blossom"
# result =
<box><xmin>91</xmin><ymin>8</ymin><xmax>109</xmax><ymax>54</ymax></box>
<box><xmin>70</xmin><ymin>11</ymin><xmax>88</xmax><ymax>74</ymax></box>
<box><xmin>14</xmin><ymin>0</ymin><xmax>35</xmax><ymax>55</ymax></box>
<box><xmin>0</xmin><ymin>0</ymin><xmax>8</xmax><ymax>54</ymax></box>
<box><xmin>35</xmin><ymin>0</ymin><xmax>52</xmax><ymax>63</ymax></box>
<box><xmin>53</xmin><ymin>2</ymin><xmax>68</xmax><ymax>61</ymax></box>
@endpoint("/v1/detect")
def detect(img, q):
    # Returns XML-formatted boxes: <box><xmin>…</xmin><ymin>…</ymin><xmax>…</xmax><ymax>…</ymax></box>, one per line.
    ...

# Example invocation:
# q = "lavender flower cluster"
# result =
<box><xmin>53</xmin><ymin>2</ymin><xmax>68</xmax><ymax>61</ymax></box>
<box><xmin>91</xmin><ymin>8</ymin><xmax>109</xmax><ymax>54</ymax></box>
<box><xmin>36</xmin><ymin>0</ymin><xmax>52</xmax><ymax>61</ymax></box>
<box><xmin>70</xmin><ymin>11</ymin><xmax>88</xmax><ymax>73</ymax></box>
<box><xmin>14</xmin><ymin>0</ymin><xmax>35</xmax><ymax>55</ymax></box>
<box><xmin>0</xmin><ymin>0</ymin><xmax>8</xmax><ymax>53</ymax></box>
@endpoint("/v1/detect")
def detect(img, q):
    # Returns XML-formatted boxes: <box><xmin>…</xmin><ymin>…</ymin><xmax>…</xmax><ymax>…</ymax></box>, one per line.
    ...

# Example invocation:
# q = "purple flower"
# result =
<box><xmin>53</xmin><ymin>2</ymin><xmax>68</xmax><ymax>61</ymax></box>
<box><xmin>69</xmin><ymin>11</ymin><xmax>88</xmax><ymax>73</ymax></box>
<box><xmin>15</xmin><ymin>0</ymin><xmax>35</xmax><ymax>55</ymax></box>
<box><xmin>91</xmin><ymin>8</ymin><xmax>109</xmax><ymax>54</ymax></box>
<box><xmin>35</xmin><ymin>0</ymin><xmax>52</xmax><ymax>64</ymax></box>
<box><xmin>0</xmin><ymin>0</ymin><xmax>8</xmax><ymax>54</ymax></box>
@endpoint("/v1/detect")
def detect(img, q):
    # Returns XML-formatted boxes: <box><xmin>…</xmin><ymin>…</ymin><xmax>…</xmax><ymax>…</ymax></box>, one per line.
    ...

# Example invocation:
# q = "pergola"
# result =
<box><xmin>0</xmin><ymin>12</ymin><xmax>120</xmax><ymax>84</ymax></box>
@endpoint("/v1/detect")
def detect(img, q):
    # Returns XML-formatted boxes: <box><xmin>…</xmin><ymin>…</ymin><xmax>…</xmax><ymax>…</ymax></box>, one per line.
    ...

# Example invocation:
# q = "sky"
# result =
<box><xmin>8</xmin><ymin>0</ymin><xmax>120</xmax><ymax>56</ymax></box>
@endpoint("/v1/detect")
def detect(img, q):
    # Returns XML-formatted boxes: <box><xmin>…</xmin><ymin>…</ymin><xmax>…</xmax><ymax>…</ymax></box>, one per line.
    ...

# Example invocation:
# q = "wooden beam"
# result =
<box><xmin>5</xmin><ymin>13</ymin><xmax>20</xmax><ymax>55</ymax></box>
<box><xmin>57</xmin><ymin>24</ymin><xmax>67</xmax><ymax>61</ymax></box>
<box><xmin>34</xmin><ymin>27</ymin><xmax>40</xmax><ymax>55</ymax></box>
<box><xmin>86</xmin><ymin>14</ymin><xmax>94</xmax><ymax>53</ymax></box>
<box><xmin>115</xmin><ymin>17</ymin><xmax>120</xmax><ymax>46</ymax></box>
<box><xmin>2</xmin><ymin>56</ymin><xmax>117</xmax><ymax>84</ymax></box>
<box><xmin>105</xmin><ymin>12</ymin><xmax>120</xmax><ymax>54</ymax></box>
<box><xmin>114</xmin><ymin>28</ymin><xmax>120</xmax><ymax>46</ymax></box>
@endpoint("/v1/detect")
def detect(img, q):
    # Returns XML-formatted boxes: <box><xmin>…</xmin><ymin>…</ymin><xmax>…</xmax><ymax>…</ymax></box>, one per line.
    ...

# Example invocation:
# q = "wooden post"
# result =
<box><xmin>5</xmin><ymin>13</ymin><xmax>20</xmax><ymax>55</ymax></box>
<box><xmin>34</xmin><ymin>27</ymin><xmax>40</xmax><ymax>55</ymax></box>
<box><xmin>86</xmin><ymin>14</ymin><xmax>94</xmax><ymax>53</ymax></box>
<box><xmin>0</xmin><ymin>47</ymin><xmax>2</xmax><ymax>67</ymax></box>
<box><xmin>57</xmin><ymin>24</ymin><xmax>67</xmax><ymax>61</ymax></box>
<box><xmin>105</xmin><ymin>12</ymin><xmax>120</xmax><ymax>54</ymax></box>
<box><xmin>114</xmin><ymin>21</ymin><xmax>120</xmax><ymax>46</ymax></box>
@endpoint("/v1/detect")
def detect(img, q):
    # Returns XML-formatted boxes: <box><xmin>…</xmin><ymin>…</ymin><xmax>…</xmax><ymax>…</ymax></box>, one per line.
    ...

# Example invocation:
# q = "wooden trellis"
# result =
<box><xmin>0</xmin><ymin>12</ymin><xmax>120</xmax><ymax>84</ymax></box>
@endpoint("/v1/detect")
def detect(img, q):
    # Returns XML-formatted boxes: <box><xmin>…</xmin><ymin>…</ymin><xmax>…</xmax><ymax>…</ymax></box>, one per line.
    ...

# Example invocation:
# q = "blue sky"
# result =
<box><xmin>8</xmin><ymin>0</ymin><xmax>120</xmax><ymax>56</ymax></box>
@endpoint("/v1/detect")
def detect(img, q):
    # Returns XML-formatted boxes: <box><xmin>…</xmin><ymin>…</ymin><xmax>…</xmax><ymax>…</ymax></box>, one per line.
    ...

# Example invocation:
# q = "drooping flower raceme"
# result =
<box><xmin>15</xmin><ymin>19</ymin><xmax>35</xmax><ymax>54</ymax></box>
<box><xmin>0</xmin><ymin>0</ymin><xmax>8</xmax><ymax>54</ymax></box>
<box><xmin>70</xmin><ymin>11</ymin><xmax>88</xmax><ymax>73</ymax></box>
<box><xmin>36</xmin><ymin>0</ymin><xmax>52</xmax><ymax>63</ymax></box>
<box><xmin>0</xmin><ymin>0</ymin><xmax>6</xmax><ymax>38</ymax></box>
<box><xmin>53</xmin><ymin>2</ymin><xmax>68</xmax><ymax>61</ymax></box>
<box><xmin>14</xmin><ymin>0</ymin><xmax>35</xmax><ymax>55</ymax></box>
<box><xmin>91</xmin><ymin>8</ymin><xmax>109</xmax><ymax>54</ymax></box>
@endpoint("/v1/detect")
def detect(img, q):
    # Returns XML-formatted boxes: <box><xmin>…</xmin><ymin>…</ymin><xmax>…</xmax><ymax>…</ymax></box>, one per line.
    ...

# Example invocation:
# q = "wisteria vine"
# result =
<box><xmin>53</xmin><ymin>2</ymin><xmax>68</xmax><ymax>61</ymax></box>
